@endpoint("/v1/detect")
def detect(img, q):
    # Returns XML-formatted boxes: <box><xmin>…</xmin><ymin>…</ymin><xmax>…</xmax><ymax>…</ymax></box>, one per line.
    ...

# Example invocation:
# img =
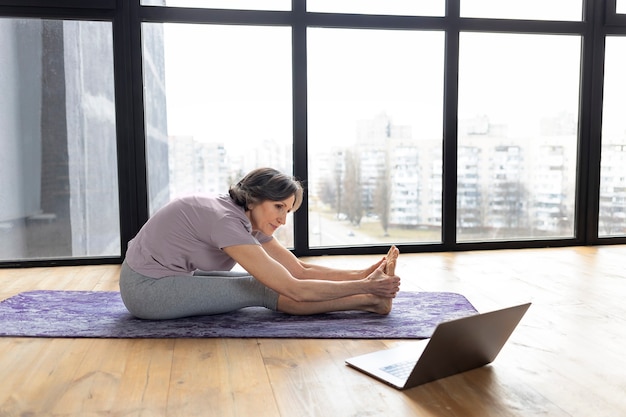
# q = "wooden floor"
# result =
<box><xmin>1</xmin><ymin>245</ymin><xmax>625</xmax><ymax>416</ymax></box>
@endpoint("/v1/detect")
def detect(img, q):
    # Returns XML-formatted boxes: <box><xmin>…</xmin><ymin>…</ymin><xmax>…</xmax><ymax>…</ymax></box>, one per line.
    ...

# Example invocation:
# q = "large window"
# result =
<box><xmin>142</xmin><ymin>23</ymin><xmax>295</xmax><ymax>246</ymax></box>
<box><xmin>307</xmin><ymin>28</ymin><xmax>445</xmax><ymax>247</ymax></box>
<box><xmin>0</xmin><ymin>18</ymin><xmax>119</xmax><ymax>263</ymax></box>
<box><xmin>3</xmin><ymin>0</ymin><xmax>626</xmax><ymax>267</ymax></box>
<box><xmin>457</xmin><ymin>33</ymin><xmax>581</xmax><ymax>241</ymax></box>
<box><xmin>599</xmin><ymin>37</ymin><xmax>626</xmax><ymax>237</ymax></box>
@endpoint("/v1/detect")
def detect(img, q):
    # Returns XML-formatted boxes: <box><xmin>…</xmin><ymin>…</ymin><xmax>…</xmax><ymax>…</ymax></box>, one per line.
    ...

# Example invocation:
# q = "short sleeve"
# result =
<box><xmin>209</xmin><ymin>212</ymin><xmax>261</xmax><ymax>249</ymax></box>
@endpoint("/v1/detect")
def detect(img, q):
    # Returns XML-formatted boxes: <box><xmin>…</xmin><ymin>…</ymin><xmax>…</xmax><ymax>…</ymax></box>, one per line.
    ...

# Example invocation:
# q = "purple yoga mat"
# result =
<box><xmin>0</xmin><ymin>290</ymin><xmax>477</xmax><ymax>339</ymax></box>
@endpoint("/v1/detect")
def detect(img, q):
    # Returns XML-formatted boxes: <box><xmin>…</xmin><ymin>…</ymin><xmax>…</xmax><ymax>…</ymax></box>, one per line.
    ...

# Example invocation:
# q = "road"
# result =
<box><xmin>308</xmin><ymin>211</ymin><xmax>375</xmax><ymax>247</ymax></box>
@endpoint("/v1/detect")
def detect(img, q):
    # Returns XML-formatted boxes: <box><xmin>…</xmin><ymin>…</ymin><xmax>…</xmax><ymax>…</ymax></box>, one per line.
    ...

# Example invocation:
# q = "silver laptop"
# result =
<box><xmin>345</xmin><ymin>302</ymin><xmax>531</xmax><ymax>390</ymax></box>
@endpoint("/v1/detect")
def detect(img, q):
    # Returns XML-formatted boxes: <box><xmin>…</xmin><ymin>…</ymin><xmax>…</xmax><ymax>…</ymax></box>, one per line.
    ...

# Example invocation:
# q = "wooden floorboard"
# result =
<box><xmin>1</xmin><ymin>245</ymin><xmax>625</xmax><ymax>416</ymax></box>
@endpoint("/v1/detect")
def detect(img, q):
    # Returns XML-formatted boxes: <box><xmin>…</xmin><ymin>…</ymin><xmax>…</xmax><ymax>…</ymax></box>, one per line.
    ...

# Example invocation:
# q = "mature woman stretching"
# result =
<box><xmin>119</xmin><ymin>167</ymin><xmax>400</xmax><ymax>320</ymax></box>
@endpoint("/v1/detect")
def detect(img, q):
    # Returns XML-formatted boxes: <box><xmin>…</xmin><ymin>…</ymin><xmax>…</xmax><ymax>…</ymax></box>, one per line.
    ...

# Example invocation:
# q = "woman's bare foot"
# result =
<box><xmin>385</xmin><ymin>245</ymin><xmax>399</xmax><ymax>276</ymax></box>
<box><xmin>363</xmin><ymin>294</ymin><xmax>394</xmax><ymax>315</ymax></box>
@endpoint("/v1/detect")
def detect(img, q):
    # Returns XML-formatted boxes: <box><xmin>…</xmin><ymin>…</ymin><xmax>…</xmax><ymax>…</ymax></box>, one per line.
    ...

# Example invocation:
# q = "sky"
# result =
<box><xmin>161</xmin><ymin>24</ymin><xmax>444</xmax><ymax>155</ymax></box>
<box><xmin>162</xmin><ymin>24</ymin><xmax>292</xmax><ymax>155</ymax></box>
<box><xmin>159</xmin><ymin>0</ymin><xmax>625</xmax><ymax>159</ymax></box>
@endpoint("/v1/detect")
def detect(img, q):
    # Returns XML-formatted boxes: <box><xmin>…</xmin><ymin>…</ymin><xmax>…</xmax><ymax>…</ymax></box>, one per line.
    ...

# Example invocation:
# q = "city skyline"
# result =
<box><xmin>156</xmin><ymin>21</ymin><xmax>626</xmax><ymax>243</ymax></box>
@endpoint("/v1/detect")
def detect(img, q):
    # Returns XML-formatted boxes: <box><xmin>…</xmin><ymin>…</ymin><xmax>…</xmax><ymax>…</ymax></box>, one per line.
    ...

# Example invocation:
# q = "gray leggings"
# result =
<box><xmin>119</xmin><ymin>260</ymin><xmax>280</xmax><ymax>320</ymax></box>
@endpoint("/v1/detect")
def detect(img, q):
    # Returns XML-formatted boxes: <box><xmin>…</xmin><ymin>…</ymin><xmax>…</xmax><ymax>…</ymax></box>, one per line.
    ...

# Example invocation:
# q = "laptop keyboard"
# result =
<box><xmin>381</xmin><ymin>360</ymin><xmax>415</xmax><ymax>379</ymax></box>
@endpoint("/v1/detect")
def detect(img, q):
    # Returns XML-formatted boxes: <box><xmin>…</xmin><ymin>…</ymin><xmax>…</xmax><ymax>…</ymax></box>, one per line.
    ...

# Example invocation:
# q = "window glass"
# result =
<box><xmin>307</xmin><ymin>28</ymin><xmax>445</xmax><ymax>247</ymax></box>
<box><xmin>141</xmin><ymin>0</ymin><xmax>290</xmax><ymax>10</ymax></box>
<box><xmin>618</xmin><ymin>0</ymin><xmax>626</xmax><ymax>14</ymax></box>
<box><xmin>461</xmin><ymin>0</ymin><xmax>583</xmax><ymax>21</ymax></box>
<box><xmin>0</xmin><ymin>18</ymin><xmax>119</xmax><ymax>262</ymax></box>
<box><xmin>599</xmin><ymin>37</ymin><xmax>626</xmax><ymax>237</ymax></box>
<box><xmin>307</xmin><ymin>0</ymin><xmax>444</xmax><ymax>16</ymax></box>
<box><xmin>142</xmin><ymin>23</ymin><xmax>295</xmax><ymax>246</ymax></box>
<box><xmin>457</xmin><ymin>33</ymin><xmax>581</xmax><ymax>241</ymax></box>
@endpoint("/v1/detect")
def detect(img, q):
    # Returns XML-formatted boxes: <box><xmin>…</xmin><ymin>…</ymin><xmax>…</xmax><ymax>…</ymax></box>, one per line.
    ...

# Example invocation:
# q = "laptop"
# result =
<box><xmin>345</xmin><ymin>302</ymin><xmax>531</xmax><ymax>390</ymax></box>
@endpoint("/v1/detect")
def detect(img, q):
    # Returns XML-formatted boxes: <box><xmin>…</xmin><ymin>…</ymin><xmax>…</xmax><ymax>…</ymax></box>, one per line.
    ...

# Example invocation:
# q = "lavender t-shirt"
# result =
<box><xmin>125</xmin><ymin>194</ymin><xmax>272</xmax><ymax>278</ymax></box>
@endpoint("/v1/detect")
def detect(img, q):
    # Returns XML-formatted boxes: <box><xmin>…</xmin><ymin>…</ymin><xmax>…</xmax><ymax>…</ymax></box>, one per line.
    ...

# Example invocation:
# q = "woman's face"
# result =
<box><xmin>247</xmin><ymin>195</ymin><xmax>296</xmax><ymax>236</ymax></box>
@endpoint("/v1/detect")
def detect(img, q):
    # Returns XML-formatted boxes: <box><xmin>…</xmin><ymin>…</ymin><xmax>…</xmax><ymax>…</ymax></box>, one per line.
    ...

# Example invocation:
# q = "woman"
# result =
<box><xmin>119</xmin><ymin>167</ymin><xmax>401</xmax><ymax>320</ymax></box>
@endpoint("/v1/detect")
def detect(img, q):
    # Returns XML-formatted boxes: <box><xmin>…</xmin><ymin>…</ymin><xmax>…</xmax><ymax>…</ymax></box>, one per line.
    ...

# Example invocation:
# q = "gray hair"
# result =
<box><xmin>229</xmin><ymin>167</ymin><xmax>303</xmax><ymax>212</ymax></box>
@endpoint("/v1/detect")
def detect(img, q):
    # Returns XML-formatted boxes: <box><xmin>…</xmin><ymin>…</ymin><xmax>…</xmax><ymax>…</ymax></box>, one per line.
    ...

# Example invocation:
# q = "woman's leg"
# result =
<box><xmin>276</xmin><ymin>294</ymin><xmax>393</xmax><ymax>315</ymax></box>
<box><xmin>120</xmin><ymin>261</ymin><xmax>392</xmax><ymax>319</ymax></box>
<box><xmin>119</xmin><ymin>261</ymin><xmax>279</xmax><ymax>320</ymax></box>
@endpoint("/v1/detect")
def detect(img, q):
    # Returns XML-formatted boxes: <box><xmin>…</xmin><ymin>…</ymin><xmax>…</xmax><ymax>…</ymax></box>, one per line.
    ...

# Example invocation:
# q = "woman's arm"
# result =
<box><xmin>260</xmin><ymin>238</ymin><xmax>385</xmax><ymax>281</ymax></box>
<box><xmin>222</xmin><ymin>243</ymin><xmax>400</xmax><ymax>302</ymax></box>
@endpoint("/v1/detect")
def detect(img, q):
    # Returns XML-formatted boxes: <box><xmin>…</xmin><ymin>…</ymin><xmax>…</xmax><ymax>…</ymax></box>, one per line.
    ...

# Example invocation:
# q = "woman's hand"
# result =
<box><xmin>364</xmin><ymin>262</ymin><xmax>401</xmax><ymax>298</ymax></box>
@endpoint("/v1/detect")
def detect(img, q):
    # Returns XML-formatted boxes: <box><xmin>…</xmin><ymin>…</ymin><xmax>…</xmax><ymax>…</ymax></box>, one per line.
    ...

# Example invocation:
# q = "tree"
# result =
<box><xmin>374</xmin><ymin>148</ymin><xmax>392</xmax><ymax>236</ymax></box>
<box><xmin>343</xmin><ymin>149</ymin><xmax>363</xmax><ymax>226</ymax></box>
